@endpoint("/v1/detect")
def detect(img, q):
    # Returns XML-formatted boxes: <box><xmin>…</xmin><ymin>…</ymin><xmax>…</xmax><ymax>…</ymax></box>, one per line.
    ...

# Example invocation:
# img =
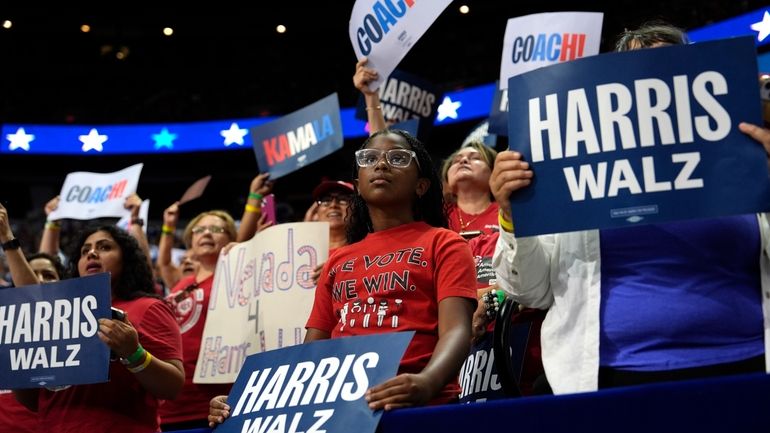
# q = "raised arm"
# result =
<box><xmin>237</xmin><ymin>173</ymin><xmax>274</xmax><ymax>242</ymax></box>
<box><xmin>39</xmin><ymin>195</ymin><xmax>61</xmax><ymax>256</ymax></box>
<box><xmin>354</xmin><ymin>57</ymin><xmax>387</xmax><ymax>135</ymax></box>
<box><xmin>0</xmin><ymin>203</ymin><xmax>38</xmax><ymax>287</ymax></box>
<box><xmin>489</xmin><ymin>151</ymin><xmax>554</xmax><ymax>309</ymax></box>
<box><xmin>124</xmin><ymin>194</ymin><xmax>152</xmax><ymax>270</ymax></box>
<box><xmin>158</xmin><ymin>201</ymin><xmax>182</xmax><ymax>289</ymax></box>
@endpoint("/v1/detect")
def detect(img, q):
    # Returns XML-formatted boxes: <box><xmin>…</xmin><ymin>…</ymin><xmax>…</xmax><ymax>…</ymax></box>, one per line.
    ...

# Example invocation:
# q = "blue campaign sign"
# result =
<box><xmin>251</xmin><ymin>93</ymin><xmax>344</xmax><ymax>179</ymax></box>
<box><xmin>355</xmin><ymin>69</ymin><xmax>442</xmax><ymax>138</ymax></box>
<box><xmin>391</xmin><ymin>118</ymin><xmax>419</xmax><ymax>137</ymax></box>
<box><xmin>219</xmin><ymin>331</ymin><xmax>413</xmax><ymax>433</ymax></box>
<box><xmin>0</xmin><ymin>273</ymin><xmax>111</xmax><ymax>388</ymax></box>
<box><xmin>507</xmin><ymin>37</ymin><xmax>770</xmax><ymax>237</ymax></box>
<box><xmin>488</xmin><ymin>81</ymin><xmax>508</xmax><ymax>136</ymax></box>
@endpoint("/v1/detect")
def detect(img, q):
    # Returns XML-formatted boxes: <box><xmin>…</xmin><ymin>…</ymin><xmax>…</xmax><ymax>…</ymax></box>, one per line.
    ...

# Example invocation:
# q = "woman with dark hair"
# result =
<box><xmin>14</xmin><ymin>225</ymin><xmax>184</xmax><ymax>433</ymax></box>
<box><xmin>208</xmin><ymin>129</ymin><xmax>477</xmax><ymax>426</ymax></box>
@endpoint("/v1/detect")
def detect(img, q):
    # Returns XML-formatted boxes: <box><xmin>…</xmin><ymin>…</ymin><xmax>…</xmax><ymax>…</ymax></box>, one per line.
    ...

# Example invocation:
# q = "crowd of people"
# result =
<box><xmin>0</xmin><ymin>21</ymin><xmax>768</xmax><ymax>432</ymax></box>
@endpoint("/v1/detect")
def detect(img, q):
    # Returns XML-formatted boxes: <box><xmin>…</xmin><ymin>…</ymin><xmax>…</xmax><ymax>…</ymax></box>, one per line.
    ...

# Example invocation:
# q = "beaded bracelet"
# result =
<box><xmin>248</xmin><ymin>192</ymin><xmax>264</xmax><ymax>201</ymax></box>
<box><xmin>127</xmin><ymin>352</ymin><xmax>153</xmax><ymax>374</ymax></box>
<box><xmin>482</xmin><ymin>289</ymin><xmax>506</xmax><ymax>320</ymax></box>
<box><xmin>245</xmin><ymin>204</ymin><xmax>261</xmax><ymax>213</ymax></box>
<box><xmin>120</xmin><ymin>344</ymin><xmax>146</xmax><ymax>365</ymax></box>
<box><xmin>161</xmin><ymin>224</ymin><xmax>175</xmax><ymax>235</ymax></box>
<box><xmin>365</xmin><ymin>105</ymin><xmax>382</xmax><ymax>111</ymax></box>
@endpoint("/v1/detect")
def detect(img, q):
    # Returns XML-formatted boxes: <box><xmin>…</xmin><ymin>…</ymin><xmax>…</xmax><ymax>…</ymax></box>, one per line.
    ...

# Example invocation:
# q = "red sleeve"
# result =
<box><xmin>136</xmin><ymin>300</ymin><xmax>183</xmax><ymax>362</ymax></box>
<box><xmin>305</xmin><ymin>260</ymin><xmax>337</xmax><ymax>332</ymax></box>
<box><xmin>434</xmin><ymin>231</ymin><xmax>478</xmax><ymax>303</ymax></box>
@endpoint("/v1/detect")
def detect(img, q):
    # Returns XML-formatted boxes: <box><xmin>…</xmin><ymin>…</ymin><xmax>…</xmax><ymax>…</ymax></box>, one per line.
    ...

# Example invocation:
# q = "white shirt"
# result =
<box><xmin>493</xmin><ymin>214</ymin><xmax>770</xmax><ymax>394</ymax></box>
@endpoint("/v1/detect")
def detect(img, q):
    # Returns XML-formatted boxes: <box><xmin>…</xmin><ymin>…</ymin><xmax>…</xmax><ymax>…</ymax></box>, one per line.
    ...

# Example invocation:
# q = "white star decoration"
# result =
<box><xmin>79</xmin><ymin>128</ymin><xmax>108</xmax><ymax>152</ymax></box>
<box><xmin>751</xmin><ymin>11</ymin><xmax>770</xmax><ymax>42</ymax></box>
<box><xmin>437</xmin><ymin>96</ymin><xmax>462</xmax><ymax>122</ymax></box>
<box><xmin>6</xmin><ymin>127</ymin><xmax>35</xmax><ymax>151</ymax></box>
<box><xmin>220</xmin><ymin>122</ymin><xmax>249</xmax><ymax>146</ymax></box>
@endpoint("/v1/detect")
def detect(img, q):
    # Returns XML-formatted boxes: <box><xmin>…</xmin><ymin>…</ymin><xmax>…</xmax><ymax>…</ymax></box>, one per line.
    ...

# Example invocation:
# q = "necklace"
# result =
<box><xmin>457</xmin><ymin>208</ymin><xmax>481</xmax><ymax>231</ymax></box>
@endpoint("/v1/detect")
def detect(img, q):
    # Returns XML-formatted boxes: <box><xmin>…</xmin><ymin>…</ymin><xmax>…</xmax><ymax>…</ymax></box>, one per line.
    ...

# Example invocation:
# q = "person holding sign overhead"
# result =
<box><xmin>12</xmin><ymin>225</ymin><xmax>184</xmax><ymax>432</ymax></box>
<box><xmin>207</xmin><ymin>129</ymin><xmax>477</xmax><ymax>425</ymax></box>
<box><xmin>491</xmin><ymin>22</ymin><xmax>770</xmax><ymax>395</ymax></box>
<box><xmin>0</xmin><ymin>204</ymin><xmax>65</xmax><ymax>433</ymax></box>
<box><xmin>160</xmin><ymin>209</ymin><xmax>238</xmax><ymax>431</ymax></box>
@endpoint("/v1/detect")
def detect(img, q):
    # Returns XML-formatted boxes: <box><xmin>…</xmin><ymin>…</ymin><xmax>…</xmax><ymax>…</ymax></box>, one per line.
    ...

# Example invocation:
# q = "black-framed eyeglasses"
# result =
<box><xmin>355</xmin><ymin>148</ymin><xmax>420</xmax><ymax>169</ymax></box>
<box><xmin>191</xmin><ymin>225</ymin><xmax>226</xmax><ymax>235</ymax></box>
<box><xmin>317</xmin><ymin>194</ymin><xmax>352</xmax><ymax>207</ymax></box>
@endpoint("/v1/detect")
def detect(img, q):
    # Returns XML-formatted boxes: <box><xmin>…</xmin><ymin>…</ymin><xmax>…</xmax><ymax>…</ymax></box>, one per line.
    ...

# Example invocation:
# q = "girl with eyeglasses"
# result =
<box><xmin>159</xmin><ymin>210</ymin><xmax>238</xmax><ymax>431</ymax></box>
<box><xmin>207</xmin><ymin>129</ymin><xmax>477</xmax><ymax>425</ymax></box>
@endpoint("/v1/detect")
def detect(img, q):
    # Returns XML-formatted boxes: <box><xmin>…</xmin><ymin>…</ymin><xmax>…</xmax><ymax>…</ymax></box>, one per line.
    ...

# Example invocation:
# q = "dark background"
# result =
<box><xmin>0</xmin><ymin>1</ymin><xmax>766</xmax><ymax>248</ymax></box>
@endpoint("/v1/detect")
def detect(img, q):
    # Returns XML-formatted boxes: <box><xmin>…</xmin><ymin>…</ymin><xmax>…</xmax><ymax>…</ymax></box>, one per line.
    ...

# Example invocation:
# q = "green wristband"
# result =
<box><xmin>120</xmin><ymin>344</ymin><xmax>146</xmax><ymax>365</ymax></box>
<box><xmin>248</xmin><ymin>192</ymin><xmax>264</xmax><ymax>201</ymax></box>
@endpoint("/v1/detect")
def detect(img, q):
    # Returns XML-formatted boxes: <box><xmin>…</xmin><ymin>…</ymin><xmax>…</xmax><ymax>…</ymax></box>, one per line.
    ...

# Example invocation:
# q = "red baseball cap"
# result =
<box><xmin>312</xmin><ymin>180</ymin><xmax>355</xmax><ymax>201</ymax></box>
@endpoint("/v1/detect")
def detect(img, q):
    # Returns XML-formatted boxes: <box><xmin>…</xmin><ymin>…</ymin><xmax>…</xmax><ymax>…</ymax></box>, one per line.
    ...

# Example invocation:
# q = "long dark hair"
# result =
<box><xmin>66</xmin><ymin>225</ymin><xmax>157</xmax><ymax>300</ymax></box>
<box><xmin>347</xmin><ymin>129</ymin><xmax>447</xmax><ymax>244</ymax></box>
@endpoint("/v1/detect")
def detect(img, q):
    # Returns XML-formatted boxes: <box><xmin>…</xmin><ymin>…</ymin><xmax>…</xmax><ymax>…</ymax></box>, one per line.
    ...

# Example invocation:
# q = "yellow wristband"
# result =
<box><xmin>127</xmin><ymin>351</ymin><xmax>153</xmax><ymax>374</ymax></box>
<box><xmin>45</xmin><ymin>221</ymin><xmax>61</xmax><ymax>230</ymax></box>
<box><xmin>161</xmin><ymin>224</ymin><xmax>175</xmax><ymax>235</ymax></box>
<box><xmin>245</xmin><ymin>204</ymin><xmax>261</xmax><ymax>214</ymax></box>
<box><xmin>498</xmin><ymin>211</ymin><xmax>514</xmax><ymax>233</ymax></box>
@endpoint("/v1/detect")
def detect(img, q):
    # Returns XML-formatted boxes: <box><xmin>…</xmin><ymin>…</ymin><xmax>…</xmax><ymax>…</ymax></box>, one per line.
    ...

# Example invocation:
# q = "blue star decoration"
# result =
<box><xmin>152</xmin><ymin>128</ymin><xmax>178</xmax><ymax>150</ymax></box>
<box><xmin>437</xmin><ymin>96</ymin><xmax>462</xmax><ymax>122</ymax></box>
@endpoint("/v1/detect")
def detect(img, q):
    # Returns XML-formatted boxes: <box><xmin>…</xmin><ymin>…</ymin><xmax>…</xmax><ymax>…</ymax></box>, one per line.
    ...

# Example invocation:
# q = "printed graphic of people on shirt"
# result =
<box><xmin>337</xmin><ymin>296</ymin><xmax>404</xmax><ymax>331</ymax></box>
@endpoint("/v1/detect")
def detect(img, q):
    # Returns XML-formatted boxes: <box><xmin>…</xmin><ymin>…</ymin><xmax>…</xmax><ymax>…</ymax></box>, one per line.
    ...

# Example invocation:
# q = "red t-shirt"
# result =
<box><xmin>159</xmin><ymin>274</ymin><xmax>231</xmax><ymax>424</ymax></box>
<box><xmin>467</xmin><ymin>232</ymin><xmax>499</xmax><ymax>289</ymax></box>
<box><xmin>38</xmin><ymin>297</ymin><xmax>182</xmax><ymax>433</ymax></box>
<box><xmin>466</xmin><ymin>231</ymin><xmax>547</xmax><ymax>396</ymax></box>
<box><xmin>306</xmin><ymin>222</ymin><xmax>477</xmax><ymax>403</ymax></box>
<box><xmin>447</xmin><ymin>202</ymin><xmax>500</xmax><ymax>235</ymax></box>
<box><xmin>0</xmin><ymin>391</ymin><xmax>37</xmax><ymax>433</ymax></box>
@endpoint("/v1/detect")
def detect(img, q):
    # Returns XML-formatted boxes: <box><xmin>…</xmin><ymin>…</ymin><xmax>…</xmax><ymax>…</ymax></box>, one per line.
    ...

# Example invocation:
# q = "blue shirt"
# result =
<box><xmin>599</xmin><ymin>215</ymin><xmax>764</xmax><ymax>371</ymax></box>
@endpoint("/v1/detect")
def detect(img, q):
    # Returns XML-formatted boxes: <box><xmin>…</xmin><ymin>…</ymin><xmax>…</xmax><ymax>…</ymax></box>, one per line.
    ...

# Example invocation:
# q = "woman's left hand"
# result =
<box><xmin>97</xmin><ymin>315</ymin><xmax>140</xmax><ymax>359</ymax></box>
<box><xmin>365</xmin><ymin>372</ymin><xmax>438</xmax><ymax>411</ymax></box>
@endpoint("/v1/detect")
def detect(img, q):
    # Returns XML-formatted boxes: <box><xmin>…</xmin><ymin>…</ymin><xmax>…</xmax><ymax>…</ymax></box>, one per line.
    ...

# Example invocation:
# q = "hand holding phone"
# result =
<box><xmin>111</xmin><ymin>307</ymin><xmax>126</xmax><ymax>321</ymax></box>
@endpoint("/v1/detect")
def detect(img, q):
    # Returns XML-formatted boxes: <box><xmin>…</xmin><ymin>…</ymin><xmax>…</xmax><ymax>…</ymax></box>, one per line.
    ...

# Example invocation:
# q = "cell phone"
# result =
<box><xmin>262</xmin><ymin>194</ymin><xmax>276</xmax><ymax>225</ymax></box>
<box><xmin>111</xmin><ymin>307</ymin><xmax>126</xmax><ymax>321</ymax></box>
<box><xmin>459</xmin><ymin>230</ymin><xmax>483</xmax><ymax>240</ymax></box>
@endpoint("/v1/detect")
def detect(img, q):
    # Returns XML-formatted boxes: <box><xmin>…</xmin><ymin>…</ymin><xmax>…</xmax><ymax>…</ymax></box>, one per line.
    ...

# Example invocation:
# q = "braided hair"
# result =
<box><xmin>347</xmin><ymin>129</ymin><xmax>447</xmax><ymax>244</ymax></box>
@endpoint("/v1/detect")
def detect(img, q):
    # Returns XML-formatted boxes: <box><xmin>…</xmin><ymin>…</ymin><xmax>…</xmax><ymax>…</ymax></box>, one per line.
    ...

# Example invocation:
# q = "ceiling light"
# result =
<box><xmin>459</xmin><ymin>5</ymin><xmax>470</xmax><ymax>14</ymax></box>
<box><xmin>276</xmin><ymin>24</ymin><xmax>286</xmax><ymax>34</ymax></box>
<box><xmin>81</xmin><ymin>24</ymin><xmax>91</xmax><ymax>33</ymax></box>
<box><xmin>2</xmin><ymin>20</ymin><xmax>11</xmax><ymax>29</ymax></box>
<box><xmin>163</xmin><ymin>27</ymin><xmax>174</xmax><ymax>36</ymax></box>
